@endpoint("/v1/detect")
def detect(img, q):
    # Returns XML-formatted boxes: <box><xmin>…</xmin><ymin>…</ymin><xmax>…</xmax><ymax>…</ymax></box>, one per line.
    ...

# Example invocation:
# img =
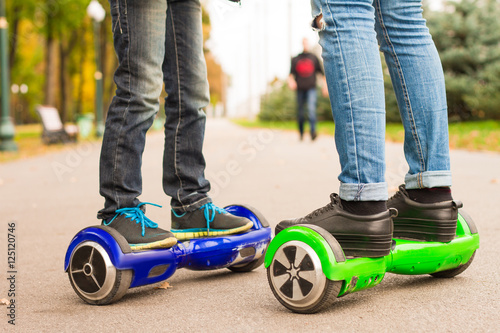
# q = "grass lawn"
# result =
<box><xmin>234</xmin><ymin>119</ymin><xmax>500</xmax><ymax>153</ymax></box>
<box><xmin>0</xmin><ymin>120</ymin><xmax>166</xmax><ymax>163</ymax></box>
<box><xmin>1</xmin><ymin>119</ymin><xmax>498</xmax><ymax>163</ymax></box>
<box><xmin>0</xmin><ymin>124</ymin><xmax>99</xmax><ymax>163</ymax></box>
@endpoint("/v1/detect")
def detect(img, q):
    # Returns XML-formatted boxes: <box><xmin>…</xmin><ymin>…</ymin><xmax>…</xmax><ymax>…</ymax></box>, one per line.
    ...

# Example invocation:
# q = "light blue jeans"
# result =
<box><xmin>312</xmin><ymin>0</ymin><xmax>452</xmax><ymax>201</ymax></box>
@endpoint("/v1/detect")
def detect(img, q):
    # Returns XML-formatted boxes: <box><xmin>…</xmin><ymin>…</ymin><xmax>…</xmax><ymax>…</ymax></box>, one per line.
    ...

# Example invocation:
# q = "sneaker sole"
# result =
<box><xmin>275</xmin><ymin>225</ymin><xmax>392</xmax><ymax>258</ymax></box>
<box><xmin>130</xmin><ymin>236</ymin><xmax>178</xmax><ymax>251</ymax></box>
<box><xmin>172</xmin><ymin>222</ymin><xmax>253</xmax><ymax>240</ymax></box>
<box><xmin>393</xmin><ymin>218</ymin><xmax>457</xmax><ymax>242</ymax></box>
<box><xmin>334</xmin><ymin>234</ymin><xmax>393</xmax><ymax>258</ymax></box>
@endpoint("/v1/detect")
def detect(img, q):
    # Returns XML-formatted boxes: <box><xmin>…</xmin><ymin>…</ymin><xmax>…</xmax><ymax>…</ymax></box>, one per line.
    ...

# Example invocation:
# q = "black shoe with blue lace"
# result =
<box><xmin>103</xmin><ymin>202</ymin><xmax>177</xmax><ymax>251</ymax></box>
<box><xmin>170</xmin><ymin>203</ymin><xmax>253</xmax><ymax>240</ymax></box>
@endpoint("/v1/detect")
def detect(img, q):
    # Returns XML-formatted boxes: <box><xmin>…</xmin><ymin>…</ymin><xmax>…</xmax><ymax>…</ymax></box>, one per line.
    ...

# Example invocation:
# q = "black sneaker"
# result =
<box><xmin>388</xmin><ymin>185</ymin><xmax>461</xmax><ymax>242</ymax></box>
<box><xmin>171</xmin><ymin>203</ymin><xmax>253</xmax><ymax>240</ymax></box>
<box><xmin>275</xmin><ymin>194</ymin><xmax>395</xmax><ymax>258</ymax></box>
<box><xmin>103</xmin><ymin>202</ymin><xmax>177</xmax><ymax>251</ymax></box>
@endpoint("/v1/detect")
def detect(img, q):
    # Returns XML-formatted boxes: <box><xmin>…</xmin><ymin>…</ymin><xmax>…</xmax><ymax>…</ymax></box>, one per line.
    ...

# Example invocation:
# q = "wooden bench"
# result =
<box><xmin>36</xmin><ymin>106</ymin><xmax>78</xmax><ymax>144</ymax></box>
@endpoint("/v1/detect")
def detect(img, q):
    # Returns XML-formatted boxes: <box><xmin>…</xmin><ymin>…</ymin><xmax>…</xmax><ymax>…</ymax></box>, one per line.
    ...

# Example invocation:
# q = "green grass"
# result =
<box><xmin>2</xmin><ymin>119</ymin><xmax>498</xmax><ymax>163</ymax></box>
<box><xmin>448</xmin><ymin>121</ymin><xmax>500</xmax><ymax>152</ymax></box>
<box><xmin>0</xmin><ymin>124</ymin><xmax>97</xmax><ymax>163</ymax></box>
<box><xmin>234</xmin><ymin>119</ymin><xmax>500</xmax><ymax>152</ymax></box>
<box><xmin>14</xmin><ymin>124</ymin><xmax>44</xmax><ymax>139</ymax></box>
<box><xmin>0</xmin><ymin>121</ymin><xmax>166</xmax><ymax>163</ymax></box>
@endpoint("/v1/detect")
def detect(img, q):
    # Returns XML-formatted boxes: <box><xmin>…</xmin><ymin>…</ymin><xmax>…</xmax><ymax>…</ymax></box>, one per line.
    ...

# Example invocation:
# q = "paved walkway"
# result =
<box><xmin>1</xmin><ymin>119</ymin><xmax>499</xmax><ymax>332</ymax></box>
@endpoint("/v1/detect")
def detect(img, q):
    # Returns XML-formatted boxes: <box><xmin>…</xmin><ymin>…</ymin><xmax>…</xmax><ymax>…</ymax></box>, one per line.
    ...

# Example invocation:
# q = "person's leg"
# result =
<box><xmin>374</xmin><ymin>0</ymin><xmax>452</xmax><ymax>190</ymax></box>
<box><xmin>306</xmin><ymin>88</ymin><xmax>318</xmax><ymax>139</ymax></box>
<box><xmin>374</xmin><ymin>0</ymin><xmax>458</xmax><ymax>242</ymax></box>
<box><xmin>163</xmin><ymin>0</ymin><xmax>252</xmax><ymax>239</ymax></box>
<box><xmin>318</xmin><ymin>0</ymin><xmax>388</xmax><ymax>202</ymax></box>
<box><xmin>162</xmin><ymin>0</ymin><xmax>211</xmax><ymax>212</ymax></box>
<box><xmin>276</xmin><ymin>0</ymin><xmax>393</xmax><ymax>258</ymax></box>
<box><xmin>98</xmin><ymin>0</ymin><xmax>176</xmax><ymax>250</ymax></box>
<box><xmin>99</xmin><ymin>0</ymin><xmax>166</xmax><ymax>218</ymax></box>
<box><xmin>296</xmin><ymin>89</ymin><xmax>307</xmax><ymax>139</ymax></box>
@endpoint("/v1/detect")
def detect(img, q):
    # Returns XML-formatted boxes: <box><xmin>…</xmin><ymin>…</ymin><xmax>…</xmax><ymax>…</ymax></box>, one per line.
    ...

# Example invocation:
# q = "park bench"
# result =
<box><xmin>36</xmin><ymin>105</ymin><xmax>78</xmax><ymax>144</ymax></box>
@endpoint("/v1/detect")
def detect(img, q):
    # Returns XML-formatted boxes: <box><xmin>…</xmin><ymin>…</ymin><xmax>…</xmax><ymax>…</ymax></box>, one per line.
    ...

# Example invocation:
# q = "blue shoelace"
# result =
<box><xmin>104</xmin><ymin>202</ymin><xmax>161</xmax><ymax>237</ymax></box>
<box><xmin>201</xmin><ymin>203</ymin><xmax>227</xmax><ymax>231</ymax></box>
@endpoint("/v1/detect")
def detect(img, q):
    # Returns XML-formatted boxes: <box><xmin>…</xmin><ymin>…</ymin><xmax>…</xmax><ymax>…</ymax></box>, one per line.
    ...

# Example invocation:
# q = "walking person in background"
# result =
<box><xmin>288</xmin><ymin>38</ymin><xmax>327</xmax><ymax>141</ymax></box>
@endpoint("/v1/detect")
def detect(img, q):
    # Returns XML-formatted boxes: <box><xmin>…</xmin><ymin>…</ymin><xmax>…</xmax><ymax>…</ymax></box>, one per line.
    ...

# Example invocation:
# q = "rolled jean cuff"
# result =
<box><xmin>339</xmin><ymin>182</ymin><xmax>388</xmax><ymax>201</ymax></box>
<box><xmin>171</xmin><ymin>196</ymin><xmax>212</xmax><ymax>213</ymax></box>
<box><xmin>405</xmin><ymin>171</ymin><xmax>452</xmax><ymax>189</ymax></box>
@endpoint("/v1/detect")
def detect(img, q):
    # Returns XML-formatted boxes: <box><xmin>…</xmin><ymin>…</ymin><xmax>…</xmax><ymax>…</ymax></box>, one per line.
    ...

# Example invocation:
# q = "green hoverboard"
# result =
<box><xmin>265</xmin><ymin>210</ymin><xmax>479</xmax><ymax>314</ymax></box>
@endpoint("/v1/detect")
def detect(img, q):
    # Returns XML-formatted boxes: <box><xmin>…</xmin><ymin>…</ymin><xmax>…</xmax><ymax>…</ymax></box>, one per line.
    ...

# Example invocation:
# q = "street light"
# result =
<box><xmin>0</xmin><ymin>0</ymin><xmax>18</xmax><ymax>151</ymax></box>
<box><xmin>87</xmin><ymin>0</ymin><xmax>106</xmax><ymax>137</ymax></box>
<box><xmin>11</xmin><ymin>83</ymin><xmax>28</xmax><ymax>124</ymax></box>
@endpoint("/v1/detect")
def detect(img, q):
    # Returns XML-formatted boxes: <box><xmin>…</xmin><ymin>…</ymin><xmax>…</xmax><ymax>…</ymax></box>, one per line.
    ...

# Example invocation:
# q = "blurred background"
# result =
<box><xmin>0</xmin><ymin>0</ymin><xmax>499</xmax><ymax>156</ymax></box>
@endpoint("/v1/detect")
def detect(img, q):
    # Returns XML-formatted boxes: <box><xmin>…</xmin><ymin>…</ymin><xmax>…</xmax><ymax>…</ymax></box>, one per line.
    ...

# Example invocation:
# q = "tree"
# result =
<box><xmin>6</xmin><ymin>0</ymin><xmax>43</xmax><ymax>124</ymax></box>
<box><xmin>40</xmin><ymin>0</ymin><xmax>88</xmax><ymax>121</ymax></box>
<box><xmin>259</xmin><ymin>80</ymin><xmax>333</xmax><ymax>122</ymax></box>
<box><xmin>426</xmin><ymin>0</ymin><xmax>500</xmax><ymax>120</ymax></box>
<box><xmin>202</xmin><ymin>5</ymin><xmax>228</xmax><ymax>113</ymax></box>
<box><xmin>7</xmin><ymin>0</ymin><xmax>115</xmax><ymax>124</ymax></box>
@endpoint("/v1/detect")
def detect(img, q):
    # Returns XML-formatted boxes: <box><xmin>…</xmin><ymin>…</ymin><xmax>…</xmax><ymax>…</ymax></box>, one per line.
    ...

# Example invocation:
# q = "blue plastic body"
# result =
<box><xmin>64</xmin><ymin>205</ymin><xmax>272</xmax><ymax>288</ymax></box>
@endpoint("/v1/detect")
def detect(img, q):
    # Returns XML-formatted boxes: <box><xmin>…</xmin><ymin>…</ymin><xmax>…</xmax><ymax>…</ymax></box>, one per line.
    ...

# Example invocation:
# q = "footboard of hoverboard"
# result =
<box><xmin>264</xmin><ymin>210</ymin><xmax>479</xmax><ymax>314</ymax></box>
<box><xmin>64</xmin><ymin>204</ymin><xmax>271</xmax><ymax>305</ymax></box>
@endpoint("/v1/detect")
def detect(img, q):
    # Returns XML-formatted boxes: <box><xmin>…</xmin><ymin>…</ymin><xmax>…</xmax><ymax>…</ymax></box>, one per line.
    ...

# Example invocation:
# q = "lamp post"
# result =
<box><xmin>0</xmin><ymin>0</ymin><xmax>17</xmax><ymax>151</ymax></box>
<box><xmin>87</xmin><ymin>0</ymin><xmax>106</xmax><ymax>137</ymax></box>
<box><xmin>11</xmin><ymin>83</ymin><xmax>28</xmax><ymax>124</ymax></box>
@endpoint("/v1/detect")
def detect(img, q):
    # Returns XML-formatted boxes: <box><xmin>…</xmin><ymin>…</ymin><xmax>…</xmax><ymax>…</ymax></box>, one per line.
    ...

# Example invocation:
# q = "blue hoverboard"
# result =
<box><xmin>64</xmin><ymin>205</ymin><xmax>272</xmax><ymax>305</ymax></box>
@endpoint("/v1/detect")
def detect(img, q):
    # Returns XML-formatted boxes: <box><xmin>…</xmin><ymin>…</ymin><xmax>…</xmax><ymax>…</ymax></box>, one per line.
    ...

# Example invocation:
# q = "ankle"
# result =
<box><xmin>406</xmin><ymin>187</ymin><xmax>452</xmax><ymax>203</ymax></box>
<box><xmin>340</xmin><ymin>200</ymin><xmax>387</xmax><ymax>216</ymax></box>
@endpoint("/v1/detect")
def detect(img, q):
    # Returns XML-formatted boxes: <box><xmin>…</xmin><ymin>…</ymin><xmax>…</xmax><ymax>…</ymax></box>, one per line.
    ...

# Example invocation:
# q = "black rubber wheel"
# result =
<box><xmin>228</xmin><ymin>253</ymin><xmax>266</xmax><ymax>273</ymax></box>
<box><xmin>267</xmin><ymin>240</ymin><xmax>342</xmax><ymax>314</ymax></box>
<box><xmin>430</xmin><ymin>251</ymin><xmax>476</xmax><ymax>278</ymax></box>
<box><xmin>68</xmin><ymin>241</ymin><xmax>132</xmax><ymax>305</ymax></box>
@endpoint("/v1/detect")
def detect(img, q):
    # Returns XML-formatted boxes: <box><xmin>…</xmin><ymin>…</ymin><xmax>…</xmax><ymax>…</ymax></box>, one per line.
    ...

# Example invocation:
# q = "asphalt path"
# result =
<box><xmin>1</xmin><ymin>119</ymin><xmax>499</xmax><ymax>332</ymax></box>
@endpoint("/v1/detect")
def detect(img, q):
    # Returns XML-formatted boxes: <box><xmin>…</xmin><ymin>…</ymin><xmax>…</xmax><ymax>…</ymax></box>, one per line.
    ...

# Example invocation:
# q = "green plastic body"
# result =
<box><xmin>265</xmin><ymin>213</ymin><xmax>479</xmax><ymax>297</ymax></box>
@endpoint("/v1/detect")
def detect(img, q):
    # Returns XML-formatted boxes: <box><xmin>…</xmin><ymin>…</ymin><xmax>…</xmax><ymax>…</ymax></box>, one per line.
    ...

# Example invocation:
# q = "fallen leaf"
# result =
<box><xmin>155</xmin><ymin>281</ymin><xmax>173</xmax><ymax>290</ymax></box>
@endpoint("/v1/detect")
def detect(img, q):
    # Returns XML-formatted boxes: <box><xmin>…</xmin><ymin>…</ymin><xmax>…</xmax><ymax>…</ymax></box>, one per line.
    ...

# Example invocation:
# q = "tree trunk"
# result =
<box><xmin>44</xmin><ymin>18</ymin><xmax>56</xmax><ymax>106</ymax></box>
<box><xmin>9</xmin><ymin>4</ymin><xmax>21</xmax><ymax>71</ymax></box>
<box><xmin>75</xmin><ymin>38</ymin><xmax>86</xmax><ymax>118</ymax></box>
<box><xmin>59</xmin><ymin>40</ymin><xmax>68</xmax><ymax>123</ymax></box>
<box><xmin>58</xmin><ymin>29</ymin><xmax>79</xmax><ymax>124</ymax></box>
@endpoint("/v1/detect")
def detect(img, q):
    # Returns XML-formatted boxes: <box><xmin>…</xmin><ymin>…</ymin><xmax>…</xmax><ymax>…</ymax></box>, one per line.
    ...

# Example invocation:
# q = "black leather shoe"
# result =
<box><xmin>275</xmin><ymin>194</ymin><xmax>395</xmax><ymax>258</ymax></box>
<box><xmin>388</xmin><ymin>185</ymin><xmax>461</xmax><ymax>242</ymax></box>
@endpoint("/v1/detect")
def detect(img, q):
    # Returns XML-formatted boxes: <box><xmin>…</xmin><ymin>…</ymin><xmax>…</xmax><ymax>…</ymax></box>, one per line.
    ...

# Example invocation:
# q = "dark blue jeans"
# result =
<box><xmin>98</xmin><ymin>0</ymin><xmax>211</xmax><ymax>220</ymax></box>
<box><xmin>297</xmin><ymin>88</ymin><xmax>318</xmax><ymax>137</ymax></box>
